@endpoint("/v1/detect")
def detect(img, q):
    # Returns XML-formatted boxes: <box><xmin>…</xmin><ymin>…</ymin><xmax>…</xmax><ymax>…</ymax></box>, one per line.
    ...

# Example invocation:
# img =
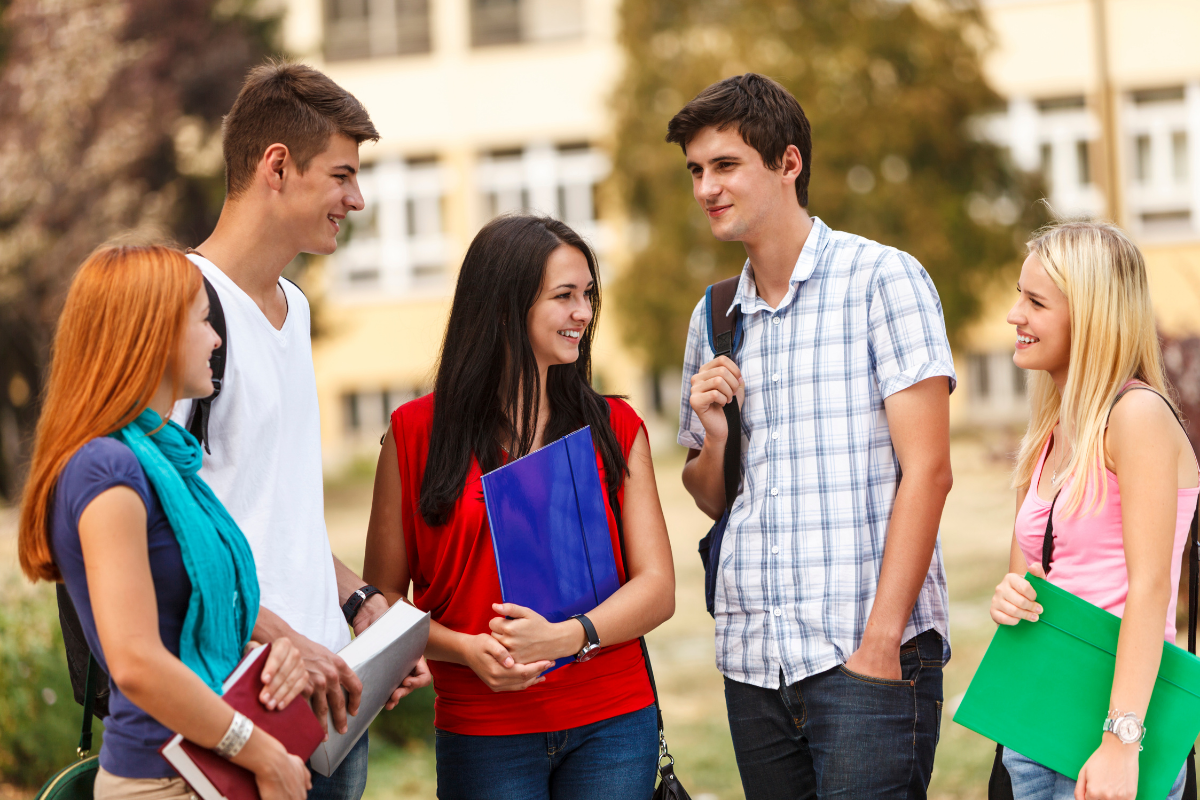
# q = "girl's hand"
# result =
<box><xmin>384</xmin><ymin>657</ymin><xmax>432</xmax><ymax>710</ymax></box>
<box><xmin>1075</xmin><ymin>735</ymin><xmax>1139</xmax><ymax>800</ymax></box>
<box><xmin>236</xmin><ymin>730</ymin><xmax>311</xmax><ymax>800</ymax></box>
<box><xmin>251</xmin><ymin>748</ymin><xmax>311</xmax><ymax>800</ymax></box>
<box><xmin>259</xmin><ymin>638</ymin><xmax>311</xmax><ymax>711</ymax></box>
<box><xmin>462</xmin><ymin>633</ymin><xmax>552</xmax><ymax>693</ymax></box>
<box><xmin>488</xmin><ymin>603</ymin><xmax>583</xmax><ymax>664</ymax></box>
<box><xmin>990</xmin><ymin>563</ymin><xmax>1046</xmax><ymax>625</ymax></box>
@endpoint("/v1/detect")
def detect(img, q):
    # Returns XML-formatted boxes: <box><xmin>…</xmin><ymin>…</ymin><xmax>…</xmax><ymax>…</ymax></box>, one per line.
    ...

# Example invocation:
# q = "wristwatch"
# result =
<box><xmin>342</xmin><ymin>585</ymin><xmax>383</xmax><ymax>624</ymax></box>
<box><xmin>571</xmin><ymin>614</ymin><xmax>601</xmax><ymax>662</ymax></box>
<box><xmin>1103</xmin><ymin>710</ymin><xmax>1147</xmax><ymax>749</ymax></box>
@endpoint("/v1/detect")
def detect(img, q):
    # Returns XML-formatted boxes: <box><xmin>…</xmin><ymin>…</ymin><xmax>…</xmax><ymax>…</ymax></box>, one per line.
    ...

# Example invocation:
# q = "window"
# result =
<box><xmin>969</xmin><ymin>353</ymin><xmax>990</xmax><ymax>400</ymax></box>
<box><xmin>343</xmin><ymin>387</ymin><xmax>422</xmax><ymax>436</ymax></box>
<box><xmin>1039</xmin><ymin>142</ymin><xmax>1053</xmax><ymax>189</ymax></box>
<box><xmin>325</xmin><ymin>0</ymin><xmax>431</xmax><ymax>61</ymax></box>
<box><xmin>477</xmin><ymin>143</ymin><xmax>610</xmax><ymax>240</ymax></box>
<box><xmin>470</xmin><ymin>0</ymin><xmax>584</xmax><ymax>47</ymax></box>
<box><xmin>1013</xmin><ymin>363</ymin><xmax>1026</xmax><ymax>398</ymax></box>
<box><xmin>1135</xmin><ymin>134</ymin><xmax>1152</xmax><ymax>184</ymax></box>
<box><xmin>1076</xmin><ymin>141</ymin><xmax>1091</xmax><ymax>187</ymax></box>
<box><xmin>331</xmin><ymin>157</ymin><xmax>449</xmax><ymax>296</ymax></box>
<box><xmin>1173</xmin><ymin>131</ymin><xmax>1189</xmax><ymax>184</ymax></box>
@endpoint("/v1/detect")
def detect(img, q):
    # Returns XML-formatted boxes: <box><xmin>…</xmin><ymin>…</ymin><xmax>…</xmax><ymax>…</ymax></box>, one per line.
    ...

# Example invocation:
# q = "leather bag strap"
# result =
<box><xmin>606</xmin><ymin>480</ymin><xmax>673</xmax><ymax>769</ymax></box>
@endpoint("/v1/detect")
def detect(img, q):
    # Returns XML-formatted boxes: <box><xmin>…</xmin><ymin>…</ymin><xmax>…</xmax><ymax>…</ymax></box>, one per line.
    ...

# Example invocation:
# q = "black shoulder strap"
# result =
<box><xmin>606</xmin><ymin>481</ymin><xmax>679</xmax><ymax>786</ymax></box>
<box><xmin>56</xmin><ymin>583</ymin><xmax>108</xmax><ymax>718</ymax></box>
<box><xmin>187</xmin><ymin>274</ymin><xmax>227</xmax><ymax>454</ymax></box>
<box><xmin>78</xmin><ymin>654</ymin><xmax>101</xmax><ymax>758</ymax></box>
<box><xmin>706</xmin><ymin>277</ymin><xmax>742</xmax><ymax>513</ymax></box>
<box><xmin>1043</xmin><ymin>385</ymin><xmax>1200</xmax><ymax>656</ymax></box>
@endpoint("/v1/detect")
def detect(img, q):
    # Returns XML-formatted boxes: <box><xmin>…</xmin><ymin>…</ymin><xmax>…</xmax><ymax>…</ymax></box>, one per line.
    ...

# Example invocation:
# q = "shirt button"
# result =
<box><xmin>772</xmin><ymin>545</ymin><xmax>780</xmax><ymax>555</ymax></box>
<box><xmin>770</xmin><ymin>487</ymin><xmax>779</xmax><ymax>496</ymax></box>
<box><xmin>772</xmin><ymin>431</ymin><xmax>780</xmax><ymax>440</ymax></box>
<box><xmin>772</xmin><ymin>316</ymin><xmax>781</xmax><ymax>325</ymax></box>
<box><xmin>773</xmin><ymin>608</ymin><xmax>782</xmax><ymax>616</ymax></box>
<box><xmin>772</xmin><ymin>373</ymin><xmax>780</xmax><ymax>382</ymax></box>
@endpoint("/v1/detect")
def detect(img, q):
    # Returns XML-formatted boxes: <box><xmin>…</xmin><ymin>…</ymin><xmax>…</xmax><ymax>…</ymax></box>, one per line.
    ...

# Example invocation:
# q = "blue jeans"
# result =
<box><xmin>308</xmin><ymin>730</ymin><xmax>369</xmax><ymax>800</ymax></box>
<box><xmin>433</xmin><ymin>704</ymin><xmax>659</xmax><ymax>800</ymax></box>
<box><xmin>723</xmin><ymin>629</ymin><xmax>944</xmax><ymax>799</ymax></box>
<box><xmin>1002</xmin><ymin>746</ymin><xmax>1187</xmax><ymax>800</ymax></box>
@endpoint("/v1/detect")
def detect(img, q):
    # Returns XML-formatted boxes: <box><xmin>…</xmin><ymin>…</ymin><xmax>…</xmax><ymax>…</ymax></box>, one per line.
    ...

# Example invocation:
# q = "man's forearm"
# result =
<box><xmin>862</xmin><ymin>467</ymin><xmax>952</xmax><ymax>648</ymax></box>
<box><xmin>332</xmin><ymin>555</ymin><xmax>368</xmax><ymax>605</ymax></box>
<box><xmin>254</xmin><ymin>605</ymin><xmax>299</xmax><ymax>644</ymax></box>
<box><xmin>683</xmin><ymin>438</ymin><xmax>728</xmax><ymax>521</ymax></box>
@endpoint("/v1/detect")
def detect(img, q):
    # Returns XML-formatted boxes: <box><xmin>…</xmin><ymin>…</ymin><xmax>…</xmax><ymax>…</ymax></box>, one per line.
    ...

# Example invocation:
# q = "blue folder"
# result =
<box><xmin>480</xmin><ymin>426</ymin><xmax>621</xmax><ymax>671</ymax></box>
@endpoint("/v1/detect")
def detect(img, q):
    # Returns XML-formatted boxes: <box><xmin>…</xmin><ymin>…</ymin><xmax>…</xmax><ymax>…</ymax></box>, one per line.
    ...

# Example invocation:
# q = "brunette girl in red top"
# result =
<box><xmin>363</xmin><ymin>215</ymin><xmax>676</xmax><ymax>799</ymax></box>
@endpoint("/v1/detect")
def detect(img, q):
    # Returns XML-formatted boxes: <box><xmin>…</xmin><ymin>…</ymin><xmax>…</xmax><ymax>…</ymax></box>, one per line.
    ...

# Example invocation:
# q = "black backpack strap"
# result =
<box><xmin>705</xmin><ymin>276</ymin><xmax>742</xmax><ymax>513</ymax></box>
<box><xmin>186</xmin><ymin>273</ymin><xmax>227</xmax><ymax>454</ymax></box>
<box><xmin>56</xmin><ymin>583</ymin><xmax>108</xmax><ymax>719</ymax></box>
<box><xmin>78</xmin><ymin>655</ymin><xmax>101</xmax><ymax>758</ymax></box>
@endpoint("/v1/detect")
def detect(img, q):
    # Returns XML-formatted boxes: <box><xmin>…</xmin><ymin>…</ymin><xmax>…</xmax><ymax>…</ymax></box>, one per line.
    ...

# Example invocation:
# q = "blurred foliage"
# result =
<box><xmin>369</xmin><ymin>684</ymin><xmax>436</xmax><ymax>747</ymax></box>
<box><xmin>0</xmin><ymin>580</ymin><xmax>102</xmax><ymax>788</ymax></box>
<box><xmin>609</xmin><ymin>0</ymin><xmax>1050</xmax><ymax>377</ymax></box>
<box><xmin>0</xmin><ymin>0</ymin><xmax>281</xmax><ymax>500</ymax></box>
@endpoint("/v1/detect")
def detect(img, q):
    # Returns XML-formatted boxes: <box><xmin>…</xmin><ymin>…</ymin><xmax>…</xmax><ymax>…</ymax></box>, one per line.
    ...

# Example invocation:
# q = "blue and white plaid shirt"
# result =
<box><xmin>678</xmin><ymin>218</ymin><xmax>956</xmax><ymax>690</ymax></box>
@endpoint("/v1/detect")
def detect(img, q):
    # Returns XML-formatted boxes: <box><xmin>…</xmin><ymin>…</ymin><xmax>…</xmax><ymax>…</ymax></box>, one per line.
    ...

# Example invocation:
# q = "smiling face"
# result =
<box><xmin>176</xmin><ymin>285</ymin><xmax>223</xmax><ymax>400</ymax></box>
<box><xmin>525</xmin><ymin>244</ymin><xmax>595</xmax><ymax>374</ymax></box>
<box><xmin>1008</xmin><ymin>253</ymin><xmax>1071</xmax><ymax>381</ymax></box>
<box><xmin>282</xmin><ymin>133</ymin><xmax>365</xmax><ymax>256</ymax></box>
<box><xmin>685</xmin><ymin>125</ymin><xmax>803</xmax><ymax>243</ymax></box>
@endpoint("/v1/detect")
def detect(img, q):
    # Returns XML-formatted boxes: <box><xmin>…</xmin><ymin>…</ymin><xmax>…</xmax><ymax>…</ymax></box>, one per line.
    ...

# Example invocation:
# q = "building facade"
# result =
<box><xmin>959</xmin><ymin>0</ymin><xmax>1200</xmax><ymax>426</ymax></box>
<box><xmin>281</xmin><ymin>0</ymin><xmax>1200</xmax><ymax>464</ymax></box>
<box><xmin>280</xmin><ymin>0</ymin><xmax>639</xmax><ymax>466</ymax></box>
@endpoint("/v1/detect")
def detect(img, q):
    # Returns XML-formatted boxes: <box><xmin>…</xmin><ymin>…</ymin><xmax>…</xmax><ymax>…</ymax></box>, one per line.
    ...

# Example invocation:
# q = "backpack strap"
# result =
<box><xmin>186</xmin><ymin>273</ymin><xmax>228</xmax><ymax>454</ymax></box>
<box><xmin>704</xmin><ymin>277</ymin><xmax>743</xmax><ymax>514</ymax></box>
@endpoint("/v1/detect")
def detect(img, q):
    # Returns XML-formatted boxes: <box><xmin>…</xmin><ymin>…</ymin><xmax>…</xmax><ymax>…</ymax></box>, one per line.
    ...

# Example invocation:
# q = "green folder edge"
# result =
<box><xmin>953</xmin><ymin>575</ymin><xmax>1200</xmax><ymax>800</ymax></box>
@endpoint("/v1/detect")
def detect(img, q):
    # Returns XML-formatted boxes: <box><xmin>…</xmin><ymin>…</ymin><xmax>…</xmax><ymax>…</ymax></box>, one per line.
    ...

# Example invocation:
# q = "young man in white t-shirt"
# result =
<box><xmin>172</xmin><ymin>62</ymin><xmax>430</xmax><ymax>800</ymax></box>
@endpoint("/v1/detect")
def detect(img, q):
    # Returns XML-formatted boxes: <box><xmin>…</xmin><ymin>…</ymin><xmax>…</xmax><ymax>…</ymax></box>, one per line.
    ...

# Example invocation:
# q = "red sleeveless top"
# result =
<box><xmin>390</xmin><ymin>394</ymin><xmax>655</xmax><ymax>735</ymax></box>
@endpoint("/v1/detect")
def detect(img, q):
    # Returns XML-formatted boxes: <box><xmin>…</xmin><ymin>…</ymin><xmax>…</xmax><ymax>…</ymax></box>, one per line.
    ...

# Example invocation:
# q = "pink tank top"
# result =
<box><xmin>1013</xmin><ymin>384</ymin><xmax>1200</xmax><ymax>641</ymax></box>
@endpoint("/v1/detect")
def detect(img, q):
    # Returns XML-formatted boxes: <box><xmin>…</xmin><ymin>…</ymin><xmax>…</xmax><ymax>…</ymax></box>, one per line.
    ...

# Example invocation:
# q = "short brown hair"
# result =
<box><xmin>222</xmin><ymin>60</ymin><xmax>379</xmax><ymax>197</ymax></box>
<box><xmin>666</xmin><ymin>73</ymin><xmax>812</xmax><ymax>207</ymax></box>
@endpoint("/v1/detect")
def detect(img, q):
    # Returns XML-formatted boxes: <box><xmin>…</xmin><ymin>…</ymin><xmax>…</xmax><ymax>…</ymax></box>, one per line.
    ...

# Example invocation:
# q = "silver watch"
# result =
<box><xmin>1102</xmin><ymin>710</ymin><xmax>1147</xmax><ymax>749</ymax></box>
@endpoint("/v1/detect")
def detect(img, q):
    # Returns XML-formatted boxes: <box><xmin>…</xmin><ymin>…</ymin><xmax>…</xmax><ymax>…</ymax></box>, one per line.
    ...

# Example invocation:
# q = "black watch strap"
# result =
<box><xmin>572</xmin><ymin>613</ymin><xmax>600</xmax><ymax>647</ymax></box>
<box><xmin>342</xmin><ymin>585</ymin><xmax>383</xmax><ymax>624</ymax></box>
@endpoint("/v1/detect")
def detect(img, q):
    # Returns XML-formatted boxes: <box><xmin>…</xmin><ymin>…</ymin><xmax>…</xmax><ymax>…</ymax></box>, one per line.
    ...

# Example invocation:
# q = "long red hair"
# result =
<box><xmin>18</xmin><ymin>245</ymin><xmax>202</xmax><ymax>582</ymax></box>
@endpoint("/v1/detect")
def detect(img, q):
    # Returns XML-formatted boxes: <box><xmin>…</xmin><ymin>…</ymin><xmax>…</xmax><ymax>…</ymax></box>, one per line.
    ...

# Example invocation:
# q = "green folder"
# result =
<box><xmin>954</xmin><ymin>575</ymin><xmax>1200</xmax><ymax>800</ymax></box>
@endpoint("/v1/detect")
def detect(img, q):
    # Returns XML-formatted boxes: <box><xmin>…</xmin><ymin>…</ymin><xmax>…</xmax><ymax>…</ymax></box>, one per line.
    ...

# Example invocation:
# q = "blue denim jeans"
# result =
<box><xmin>1002</xmin><ymin>746</ymin><xmax>1187</xmax><ymax>800</ymax></box>
<box><xmin>433</xmin><ymin>704</ymin><xmax>659</xmax><ymax>800</ymax></box>
<box><xmin>308</xmin><ymin>730</ymin><xmax>369</xmax><ymax>800</ymax></box>
<box><xmin>723</xmin><ymin>629</ymin><xmax>944</xmax><ymax>799</ymax></box>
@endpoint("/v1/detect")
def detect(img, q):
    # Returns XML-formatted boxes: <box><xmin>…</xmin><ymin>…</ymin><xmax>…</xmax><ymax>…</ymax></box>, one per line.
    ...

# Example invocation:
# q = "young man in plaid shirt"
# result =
<box><xmin>673</xmin><ymin>74</ymin><xmax>956</xmax><ymax>799</ymax></box>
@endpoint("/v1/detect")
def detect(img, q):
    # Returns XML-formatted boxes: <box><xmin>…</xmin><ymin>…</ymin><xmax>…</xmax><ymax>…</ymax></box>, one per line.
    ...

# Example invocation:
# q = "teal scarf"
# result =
<box><xmin>112</xmin><ymin>409</ymin><xmax>259</xmax><ymax>693</ymax></box>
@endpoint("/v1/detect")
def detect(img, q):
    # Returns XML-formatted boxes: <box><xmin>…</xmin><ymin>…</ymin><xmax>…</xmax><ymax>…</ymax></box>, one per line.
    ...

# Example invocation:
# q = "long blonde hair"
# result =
<box><xmin>1012</xmin><ymin>221</ymin><xmax>1173</xmax><ymax>515</ymax></box>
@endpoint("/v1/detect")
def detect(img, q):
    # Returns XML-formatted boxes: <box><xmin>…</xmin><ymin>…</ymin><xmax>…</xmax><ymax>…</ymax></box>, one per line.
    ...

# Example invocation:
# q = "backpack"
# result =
<box><xmin>57</xmin><ymin>274</ymin><xmax>227</xmax><ymax>716</ymax></box>
<box><xmin>696</xmin><ymin>276</ymin><xmax>744</xmax><ymax>616</ymax></box>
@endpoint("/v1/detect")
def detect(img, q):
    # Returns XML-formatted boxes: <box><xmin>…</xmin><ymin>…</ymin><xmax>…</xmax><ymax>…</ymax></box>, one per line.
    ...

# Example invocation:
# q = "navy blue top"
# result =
<box><xmin>50</xmin><ymin>437</ymin><xmax>192</xmax><ymax>779</ymax></box>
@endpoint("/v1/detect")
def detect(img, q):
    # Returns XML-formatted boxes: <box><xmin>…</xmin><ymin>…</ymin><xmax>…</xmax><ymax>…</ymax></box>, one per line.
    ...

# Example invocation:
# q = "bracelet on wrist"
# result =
<box><xmin>214</xmin><ymin>711</ymin><xmax>254</xmax><ymax>759</ymax></box>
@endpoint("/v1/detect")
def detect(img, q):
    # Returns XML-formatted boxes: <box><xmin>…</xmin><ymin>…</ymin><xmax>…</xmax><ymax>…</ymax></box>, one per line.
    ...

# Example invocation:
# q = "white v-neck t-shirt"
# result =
<box><xmin>172</xmin><ymin>254</ymin><xmax>351</xmax><ymax>653</ymax></box>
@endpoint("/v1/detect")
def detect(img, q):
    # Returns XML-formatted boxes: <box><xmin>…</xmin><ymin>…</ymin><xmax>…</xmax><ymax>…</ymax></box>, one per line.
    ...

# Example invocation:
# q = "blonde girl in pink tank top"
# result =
<box><xmin>989</xmin><ymin>221</ymin><xmax>1199</xmax><ymax>800</ymax></box>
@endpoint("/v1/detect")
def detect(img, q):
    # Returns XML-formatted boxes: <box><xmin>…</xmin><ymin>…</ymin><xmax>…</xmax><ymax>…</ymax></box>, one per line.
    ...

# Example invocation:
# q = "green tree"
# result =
<box><xmin>0</xmin><ymin>0</ymin><xmax>280</xmax><ymax>499</ymax></box>
<box><xmin>609</xmin><ymin>0</ymin><xmax>1047</xmax><ymax>397</ymax></box>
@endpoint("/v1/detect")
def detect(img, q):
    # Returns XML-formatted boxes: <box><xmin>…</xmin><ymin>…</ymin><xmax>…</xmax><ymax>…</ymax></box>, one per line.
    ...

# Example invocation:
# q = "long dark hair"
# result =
<box><xmin>419</xmin><ymin>214</ymin><xmax>628</xmax><ymax>527</ymax></box>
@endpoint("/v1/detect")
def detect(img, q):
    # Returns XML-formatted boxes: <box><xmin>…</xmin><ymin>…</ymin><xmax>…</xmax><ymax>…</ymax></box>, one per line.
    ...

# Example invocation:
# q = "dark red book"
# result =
<box><xmin>159</xmin><ymin>642</ymin><xmax>324</xmax><ymax>800</ymax></box>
